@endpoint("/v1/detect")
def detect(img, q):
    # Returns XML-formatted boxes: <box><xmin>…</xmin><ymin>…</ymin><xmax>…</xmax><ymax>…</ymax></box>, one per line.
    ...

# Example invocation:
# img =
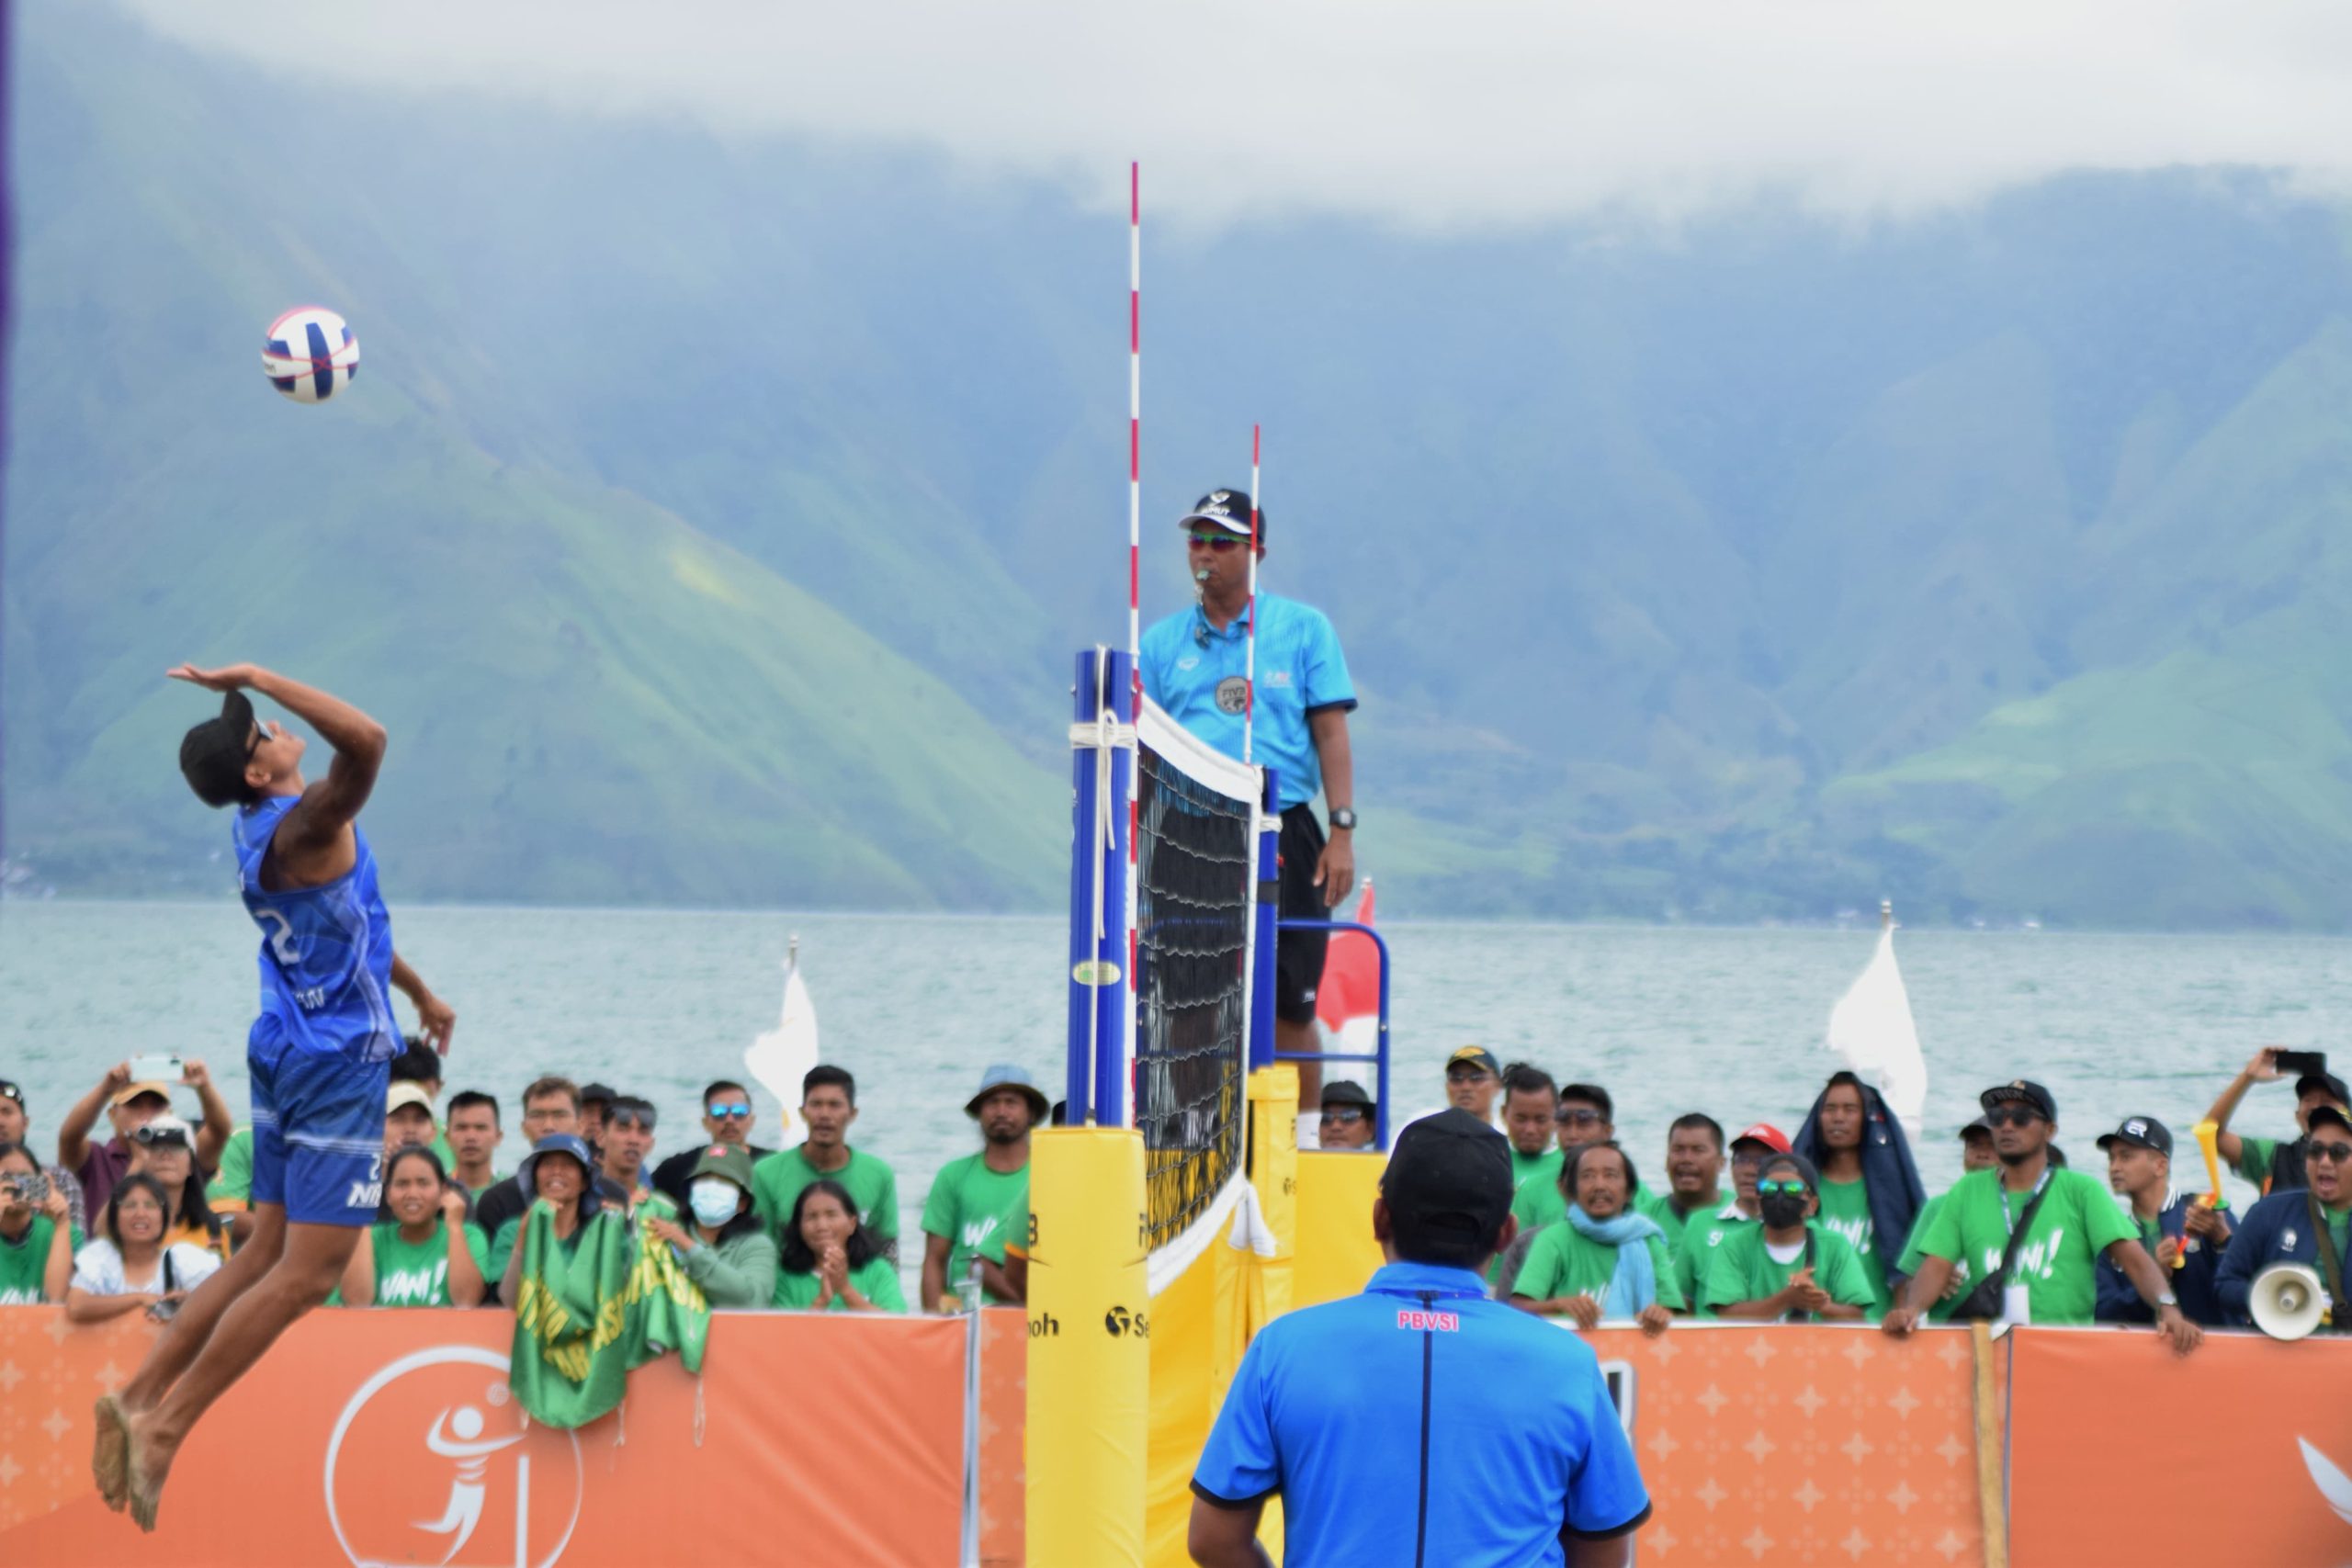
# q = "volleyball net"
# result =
<box><xmin>1065</xmin><ymin>648</ymin><xmax>1270</xmax><ymax>1289</ymax></box>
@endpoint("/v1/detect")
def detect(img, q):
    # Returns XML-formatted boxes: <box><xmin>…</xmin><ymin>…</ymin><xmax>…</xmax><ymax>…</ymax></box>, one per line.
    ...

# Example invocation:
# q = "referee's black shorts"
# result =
<box><xmin>1274</xmin><ymin>804</ymin><xmax>1330</xmax><ymax>1026</ymax></box>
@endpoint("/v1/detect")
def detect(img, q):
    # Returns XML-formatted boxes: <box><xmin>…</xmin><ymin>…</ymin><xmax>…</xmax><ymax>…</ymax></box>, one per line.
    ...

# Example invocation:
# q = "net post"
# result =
<box><xmin>1067</xmin><ymin>648</ymin><xmax>1106</xmax><ymax>1126</ymax></box>
<box><xmin>1025</xmin><ymin>1127</ymin><xmax>1149</xmax><ymax>1566</ymax></box>
<box><xmin>1249</xmin><ymin>768</ymin><xmax>1282</xmax><ymax>1074</ymax></box>
<box><xmin>1096</xmin><ymin>649</ymin><xmax>1135</xmax><ymax>1127</ymax></box>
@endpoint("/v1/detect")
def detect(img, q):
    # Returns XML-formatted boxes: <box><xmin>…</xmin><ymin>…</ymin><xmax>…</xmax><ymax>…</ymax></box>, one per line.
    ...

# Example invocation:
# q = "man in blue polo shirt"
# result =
<box><xmin>1188</xmin><ymin>1111</ymin><xmax>1651</xmax><ymax>1568</ymax></box>
<box><xmin>1141</xmin><ymin>488</ymin><xmax>1358</xmax><ymax>1109</ymax></box>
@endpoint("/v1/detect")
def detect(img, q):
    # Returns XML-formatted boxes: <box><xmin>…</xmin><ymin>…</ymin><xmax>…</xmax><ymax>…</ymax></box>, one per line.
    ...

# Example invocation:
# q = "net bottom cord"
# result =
<box><xmin>1147</xmin><ymin>1173</ymin><xmax>1252</xmax><ymax>1297</ymax></box>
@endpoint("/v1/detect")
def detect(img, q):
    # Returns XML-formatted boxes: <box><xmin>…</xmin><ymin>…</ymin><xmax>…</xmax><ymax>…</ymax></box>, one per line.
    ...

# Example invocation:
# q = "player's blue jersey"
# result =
<box><xmin>232</xmin><ymin>795</ymin><xmax>399</xmax><ymax>1063</ymax></box>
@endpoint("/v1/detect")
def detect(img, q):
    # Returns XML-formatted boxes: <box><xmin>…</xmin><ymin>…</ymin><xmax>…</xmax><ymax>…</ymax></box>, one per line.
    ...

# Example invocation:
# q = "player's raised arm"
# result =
<box><xmin>169</xmin><ymin>663</ymin><xmax>386</xmax><ymax>852</ymax></box>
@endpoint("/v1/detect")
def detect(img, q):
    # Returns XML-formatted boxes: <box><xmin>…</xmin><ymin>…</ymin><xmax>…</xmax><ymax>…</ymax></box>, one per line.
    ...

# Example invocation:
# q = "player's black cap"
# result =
<box><xmin>178</xmin><ymin>690</ymin><xmax>258</xmax><ymax>809</ymax></box>
<box><xmin>2096</xmin><ymin>1116</ymin><xmax>2172</xmax><ymax>1156</ymax></box>
<box><xmin>1382</xmin><ymin>1109</ymin><xmax>1511</xmax><ymax>1248</ymax></box>
<box><xmin>1180</xmin><ymin>489</ymin><xmax>1263</xmax><ymax>543</ymax></box>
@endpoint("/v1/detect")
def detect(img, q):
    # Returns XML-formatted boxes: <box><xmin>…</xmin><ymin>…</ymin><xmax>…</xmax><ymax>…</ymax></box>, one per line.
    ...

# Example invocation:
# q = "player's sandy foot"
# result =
<box><xmin>122</xmin><ymin>1411</ymin><xmax>181</xmax><ymax>1534</ymax></box>
<box><xmin>91</xmin><ymin>1395</ymin><xmax>130</xmax><ymax>1512</ymax></box>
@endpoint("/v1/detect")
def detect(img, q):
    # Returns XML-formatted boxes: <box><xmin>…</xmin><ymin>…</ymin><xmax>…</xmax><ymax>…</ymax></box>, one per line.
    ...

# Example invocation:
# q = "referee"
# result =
<box><xmin>1188</xmin><ymin>1111</ymin><xmax>1652</xmax><ymax>1567</ymax></box>
<box><xmin>1141</xmin><ymin>489</ymin><xmax>1357</xmax><ymax>1111</ymax></box>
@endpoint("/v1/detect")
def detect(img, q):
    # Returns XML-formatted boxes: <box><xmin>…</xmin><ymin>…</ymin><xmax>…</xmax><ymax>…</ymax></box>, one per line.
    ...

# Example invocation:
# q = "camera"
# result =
<box><xmin>2</xmin><ymin>1170</ymin><xmax>48</xmax><ymax>1204</ymax></box>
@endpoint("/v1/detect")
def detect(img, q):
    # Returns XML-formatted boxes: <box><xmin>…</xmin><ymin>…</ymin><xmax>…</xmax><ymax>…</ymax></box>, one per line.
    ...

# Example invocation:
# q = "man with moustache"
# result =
<box><xmin>2215</xmin><ymin>1101</ymin><xmax>2352</xmax><ymax>1335</ymax></box>
<box><xmin>1141</xmin><ymin>490</ymin><xmax>1358</xmax><ymax>1107</ymax></box>
<box><xmin>922</xmin><ymin>1065</ymin><xmax>1043</xmax><ymax>1312</ymax></box>
<box><xmin>1884</xmin><ymin>1081</ymin><xmax>2199</xmax><ymax>1350</ymax></box>
<box><xmin>1557</xmin><ymin>1084</ymin><xmax>1679</xmax><ymax>1235</ymax></box>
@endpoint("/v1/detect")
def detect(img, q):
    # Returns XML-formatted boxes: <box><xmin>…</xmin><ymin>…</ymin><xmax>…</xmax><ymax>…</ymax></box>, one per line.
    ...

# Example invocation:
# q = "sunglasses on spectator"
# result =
<box><xmin>1555</xmin><ymin>1108</ymin><xmax>1605</xmax><ymax>1125</ymax></box>
<box><xmin>1758</xmin><ymin>1179</ymin><xmax>1809</xmax><ymax>1196</ymax></box>
<box><xmin>2310</xmin><ymin>1140</ymin><xmax>2352</xmax><ymax>1164</ymax></box>
<box><xmin>1446</xmin><ymin>1066</ymin><xmax>1493</xmax><ymax>1083</ymax></box>
<box><xmin>1984</xmin><ymin>1106</ymin><xmax>2044</xmax><ymax>1128</ymax></box>
<box><xmin>609</xmin><ymin>1110</ymin><xmax>656</xmax><ymax>1130</ymax></box>
<box><xmin>1187</xmin><ymin>532</ymin><xmax>1249</xmax><ymax>551</ymax></box>
<box><xmin>707</xmin><ymin>1103</ymin><xmax>753</xmax><ymax>1120</ymax></box>
<box><xmin>1320</xmin><ymin>1108</ymin><xmax>1367</xmax><ymax>1124</ymax></box>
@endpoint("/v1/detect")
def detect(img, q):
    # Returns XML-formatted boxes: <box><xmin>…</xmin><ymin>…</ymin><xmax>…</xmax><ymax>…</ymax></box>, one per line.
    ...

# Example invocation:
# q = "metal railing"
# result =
<box><xmin>1272</xmin><ymin>917</ymin><xmax>1394</xmax><ymax>1150</ymax></box>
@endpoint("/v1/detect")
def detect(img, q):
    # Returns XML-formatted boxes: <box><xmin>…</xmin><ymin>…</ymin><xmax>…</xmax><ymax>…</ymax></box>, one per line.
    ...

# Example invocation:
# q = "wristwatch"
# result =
<box><xmin>2155</xmin><ymin>1291</ymin><xmax>2178</xmax><ymax>1309</ymax></box>
<box><xmin>1328</xmin><ymin>807</ymin><xmax>1357</xmax><ymax>831</ymax></box>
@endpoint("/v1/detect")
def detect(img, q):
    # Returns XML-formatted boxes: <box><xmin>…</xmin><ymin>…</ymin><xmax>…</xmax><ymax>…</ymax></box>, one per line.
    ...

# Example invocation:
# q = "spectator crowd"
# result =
<box><xmin>5</xmin><ymin>1039</ymin><xmax>2346</xmax><ymax>1347</ymax></box>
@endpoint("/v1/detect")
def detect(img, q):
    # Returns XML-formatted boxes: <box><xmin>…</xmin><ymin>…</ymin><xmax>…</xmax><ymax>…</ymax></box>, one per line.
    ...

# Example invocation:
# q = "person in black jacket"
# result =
<box><xmin>2216</xmin><ymin>1102</ymin><xmax>2352</xmax><ymax>1333</ymax></box>
<box><xmin>2093</xmin><ymin>1116</ymin><xmax>2228</xmax><ymax>1325</ymax></box>
<box><xmin>1792</xmin><ymin>1072</ymin><xmax>1924</xmax><ymax>1319</ymax></box>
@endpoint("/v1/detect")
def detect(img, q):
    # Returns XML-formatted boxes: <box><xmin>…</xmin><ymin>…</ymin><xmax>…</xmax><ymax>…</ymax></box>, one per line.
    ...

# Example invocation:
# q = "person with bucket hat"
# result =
<box><xmin>920</xmin><ymin>1065</ymin><xmax>1043</xmax><ymax>1313</ymax></box>
<box><xmin>1885</xmin><ymin>1081</ymin><xmax>2200</xmax><ymax>1351</ymax></box>
<box><xmin>492</xmin><ymin>1134</ymin><xmax>620</xmax><ymax>1301</ymax></box>
<box><xmin>642</xmin><ymin>1145</ymin><xmax>777</xmax><ymax>1309</ymax></box>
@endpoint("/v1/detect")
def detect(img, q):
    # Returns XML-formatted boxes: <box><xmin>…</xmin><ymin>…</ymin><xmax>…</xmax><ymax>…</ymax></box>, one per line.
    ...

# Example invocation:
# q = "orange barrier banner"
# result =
<box><xmin>2008</xmin><ymin>1325</ymin><xmax>2352</xmax><ymax>1567</ymax></box>
<box><xmin>0</xmin><ymin>1303</ymin><xmax>1024</xmax><ymax>1568</ymax></box>
<box><xmin>1579</xmin><ymin>1323</ymin><xmax>1985</xmax><ymax>1564</ymax></box>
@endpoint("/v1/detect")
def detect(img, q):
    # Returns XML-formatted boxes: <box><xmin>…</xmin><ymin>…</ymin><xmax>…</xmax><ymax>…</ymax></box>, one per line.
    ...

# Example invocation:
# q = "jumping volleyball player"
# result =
<box><xmin>94</xmin><ymin>664</ymin><xmax>455</xmax><ymax>1530</ymax></box>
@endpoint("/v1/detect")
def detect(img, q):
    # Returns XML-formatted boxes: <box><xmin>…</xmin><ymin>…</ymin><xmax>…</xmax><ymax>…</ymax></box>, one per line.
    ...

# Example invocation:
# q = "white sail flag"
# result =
<box><xmin>744</xmin><ymin>937</ymin><xmax>820</xmax><ymax>1150</ymax></box>
<box><xmin>1826</xmin><ymin>906</ymin><xmax>1927</xmax><ymax>1140</ymax></box>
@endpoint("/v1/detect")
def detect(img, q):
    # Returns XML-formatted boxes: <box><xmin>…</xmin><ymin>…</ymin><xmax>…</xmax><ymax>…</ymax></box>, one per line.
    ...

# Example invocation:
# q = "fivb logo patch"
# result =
<box><xmin>324</xmin><ymin>1344</ymin><xmax>582</xmax><ymax>1568</ymax></box>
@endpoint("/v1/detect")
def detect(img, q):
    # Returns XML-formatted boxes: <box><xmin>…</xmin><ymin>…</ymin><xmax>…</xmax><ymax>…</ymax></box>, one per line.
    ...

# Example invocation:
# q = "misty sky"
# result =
<box><xmin>123</xmin><ymin>1</ymin><xmax>2352</xmax><ymax>230</ymax></box>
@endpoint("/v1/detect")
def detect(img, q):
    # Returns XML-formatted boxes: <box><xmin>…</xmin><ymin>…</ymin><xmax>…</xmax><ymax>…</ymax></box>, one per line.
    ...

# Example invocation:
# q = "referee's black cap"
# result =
<box><xmin>1180</xmin><ymin>489</ymin><xmax>1264</xmax><ymax>542</ymax></box>
<box><xmin>1383</xmin><ymin>1109</ymin><xmax>1512</xmax><ymax>1247</ymax></box>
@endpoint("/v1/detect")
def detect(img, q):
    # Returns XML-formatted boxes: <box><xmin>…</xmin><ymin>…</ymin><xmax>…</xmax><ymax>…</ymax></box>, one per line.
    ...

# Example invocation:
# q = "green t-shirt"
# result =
<box><xmin>1815</xmin><ymin>1177</ymin><xmax>1892</xmax><ymax>1316</ymax></box>
<box><xmin>2232</xmin><ymin>1134</ymin><xmax>2280</xmax><ymax>1186</ymax></box>
<box><xmin>368</xmin><ymin>1219</ymin><xmax>491</xmax><ymax>1307</ymax></box>
<box><xmin>920</xmin><ymin>1153</ymin><xmax>1029</xmax><ymax>1303</ymax></box>
<box><xmin>1915</xmin><ymin>1167</ymin><xmax>2138</xmax><ymax>1325</ymax></box>
<box><xmin>205</xmin><ymin>1127</ymin><xmax>254</xmax><ymax>1205</ymax></box>
<box><xmin>0</xmin><ymin>1214</ymin><xmax>81</xmax><ymax>1304</ymax></box>
<box><xmin>1508</xmin><ymin>1219</ymin><xmax>1683</xmax><ymax>1313</ymax></box>
<box><xmin>752</xmin><ymin>1145</ymin><xmax>901</xmax><ymax>1244</ymax></box>
<box><xmin>1672</xmin><ymin>1203</ymin><xmax>1755</xmax><ymax>1318</ymax></box>
<box><xmin>773</xmin><ymin>1254</ymin><xmax>908</xmax><ymax>1313</ymax></box>
<box><xmin>1631</xmin><ymin>1185</ymin><xmax>1680</xmax><ymax>1249</ymax></box>
<box><xmin>1701</xmin><ymin>1221</ymin><xmax>1874</xmax><ymax>1318</ymax></box>
<box><xmin>1509</xmin><ymin>1147</ymin><xmax>1565</xmax><ymax>1225</ymax></box>
<box><xmin>1894</xmin><ymin>1192</ymin><xmax>1971</xmax><ymax>1323</ymax></box>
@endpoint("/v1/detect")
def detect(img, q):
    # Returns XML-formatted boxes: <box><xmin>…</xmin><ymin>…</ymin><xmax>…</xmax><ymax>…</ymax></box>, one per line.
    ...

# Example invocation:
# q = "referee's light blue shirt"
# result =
<box><xmin>1140</xmin><ymin>592</ymin><xmax>1357</xmax><ymax>811</ymax></box>
<box><xmin>1192</xmin><ymin>1260</ymin><xmax>1651</xmax><ymax>1567</ymax></box>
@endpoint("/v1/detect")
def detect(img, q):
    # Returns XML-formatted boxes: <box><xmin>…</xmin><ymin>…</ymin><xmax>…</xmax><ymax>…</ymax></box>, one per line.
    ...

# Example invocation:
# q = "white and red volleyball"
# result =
<box><xmin>260</xmin><ymin>306</ymin><xmax>360</xmax><ymax>403</ymax></box>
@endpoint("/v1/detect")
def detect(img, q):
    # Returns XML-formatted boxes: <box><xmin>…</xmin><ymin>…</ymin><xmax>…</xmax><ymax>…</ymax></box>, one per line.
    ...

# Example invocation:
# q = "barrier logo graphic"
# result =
<box><xmin>324</xmin><ymin>1344</ymin><xmax>583</xmax><ymax>1568</ymax></box>
<box><xmin>2301</xmin><ymin>1437</ymin><xmax>2352</xmax><ymax>1529</ymax></box>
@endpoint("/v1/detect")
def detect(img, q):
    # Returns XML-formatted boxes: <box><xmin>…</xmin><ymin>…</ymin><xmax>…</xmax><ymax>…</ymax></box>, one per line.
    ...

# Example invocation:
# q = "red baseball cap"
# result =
<box><xmin>1730</xmin><ymin>1122</ymin><xmax>1792</xmax><ymax>1154</ymax></box>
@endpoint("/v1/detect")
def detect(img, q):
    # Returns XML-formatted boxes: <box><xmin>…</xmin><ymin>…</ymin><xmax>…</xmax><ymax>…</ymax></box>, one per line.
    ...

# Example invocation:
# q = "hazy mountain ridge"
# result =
<box><xmin>10</xmin><ymin>5</ymin><xmax>2352</xmax><ymax>926</ymax></box>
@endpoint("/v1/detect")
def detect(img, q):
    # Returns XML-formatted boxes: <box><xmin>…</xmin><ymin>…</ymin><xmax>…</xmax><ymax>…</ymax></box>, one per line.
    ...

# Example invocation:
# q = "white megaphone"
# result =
<box><xmin>2249</xmin><ymin>1262</ymin><xmax>2327</xmax><ymax>1341</ymax></box>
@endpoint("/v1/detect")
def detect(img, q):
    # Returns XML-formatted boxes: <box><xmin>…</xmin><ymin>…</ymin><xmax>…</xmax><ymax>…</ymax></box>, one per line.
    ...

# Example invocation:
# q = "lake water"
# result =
<box><xmin>6</xmin><ymin>902</ymin><xmax>2346</xmax><ymax>1288</ymax></box>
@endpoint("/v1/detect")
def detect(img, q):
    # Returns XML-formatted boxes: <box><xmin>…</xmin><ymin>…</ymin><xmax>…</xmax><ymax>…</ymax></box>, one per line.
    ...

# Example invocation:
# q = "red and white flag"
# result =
<box><xmin>1315</xmin><ymin>879</ymin><xmax>1381</xmax><ymax>1058</ymax></box>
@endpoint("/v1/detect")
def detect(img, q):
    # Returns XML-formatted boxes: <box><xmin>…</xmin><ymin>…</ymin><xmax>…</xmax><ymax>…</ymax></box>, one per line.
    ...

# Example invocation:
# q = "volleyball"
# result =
<box><xmin>260</xmin><ymin>306</ymin><xmax>360</xmax><ymax>403</ymax></box>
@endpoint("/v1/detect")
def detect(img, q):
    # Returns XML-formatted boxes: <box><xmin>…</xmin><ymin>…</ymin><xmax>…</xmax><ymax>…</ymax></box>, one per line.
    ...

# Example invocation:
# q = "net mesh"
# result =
<box><xmin>1133</xmin><ymin>719</ymin><xmax>1256</xmax><ymax>1258</ymax></box>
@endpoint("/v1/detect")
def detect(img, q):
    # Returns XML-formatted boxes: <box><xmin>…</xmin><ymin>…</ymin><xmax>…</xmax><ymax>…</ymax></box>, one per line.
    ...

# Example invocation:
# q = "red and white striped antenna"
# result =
<box><xmin>1122</xmin><ymin>162</ymin><xmax>1143</xmax><ymax>1127</ymax></box>
<box><xmin>1243</xmin><ymin>423</ymin><xmax>1261</xmax><ymax>763</ymax></box>
<box><xmin>1127</xmin><ymin>161</ymin><xmax>1143</xmax><ymax>712</ymax></box>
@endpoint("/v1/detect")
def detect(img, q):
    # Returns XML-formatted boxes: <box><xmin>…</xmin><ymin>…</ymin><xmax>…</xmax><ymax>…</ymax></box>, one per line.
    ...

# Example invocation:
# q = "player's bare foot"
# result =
<box><xmin>91</xmin><ymin>1395</ymin><xmax>130</xmax><ymax>1511</ymax></box>
<box><xmin>122</xmin><ymin>1410</ymin><xmax>182</xmax><ymax>1534</ymax></box>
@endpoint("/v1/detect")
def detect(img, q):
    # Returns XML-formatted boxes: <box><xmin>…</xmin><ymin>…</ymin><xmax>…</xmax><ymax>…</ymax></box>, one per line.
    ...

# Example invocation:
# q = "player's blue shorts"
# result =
<box><xmin>247</xmin><ymin>1012</ymin><xmax>388</xmax><ymax>1227</ymax></box>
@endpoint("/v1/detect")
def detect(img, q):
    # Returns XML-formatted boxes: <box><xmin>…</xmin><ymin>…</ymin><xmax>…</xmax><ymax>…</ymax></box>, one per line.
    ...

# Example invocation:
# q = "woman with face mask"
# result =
<box><xmin>775</xmin><ymin>1179</ymin><xmax>906</xmax><ymax>1313</ymax></box>
<box><xmin>338</xmin><ymin>1145</ymin><xmax>490</xmax><ymax>1308</ymax></box>
<box><xmin>640</xmin><ymin>1145</ymin><xmax>777</xmax><ymax>1308</ymax></box>
<box><xmin>66</xmin><ymin>1174</ymin><xmax>222</xmax><ymax>1324</ymax></box>
<box><xmin>1701</xmin><ymin>1152</ymin><xmax>1873</xmax><ymax>1322</ymax></box>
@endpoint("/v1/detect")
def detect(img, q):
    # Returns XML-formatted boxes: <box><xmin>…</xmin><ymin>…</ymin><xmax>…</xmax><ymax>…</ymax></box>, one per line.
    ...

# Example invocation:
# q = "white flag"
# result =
<box><xmin>1826</xmin><ymin>920</ymin><xmax>1927</xmax><ymax>1140</ymax></box>
<box><xmin>744</xmin><ymin>940</ymin><xmax>820</xmax><ymax>1149</ymax></box>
